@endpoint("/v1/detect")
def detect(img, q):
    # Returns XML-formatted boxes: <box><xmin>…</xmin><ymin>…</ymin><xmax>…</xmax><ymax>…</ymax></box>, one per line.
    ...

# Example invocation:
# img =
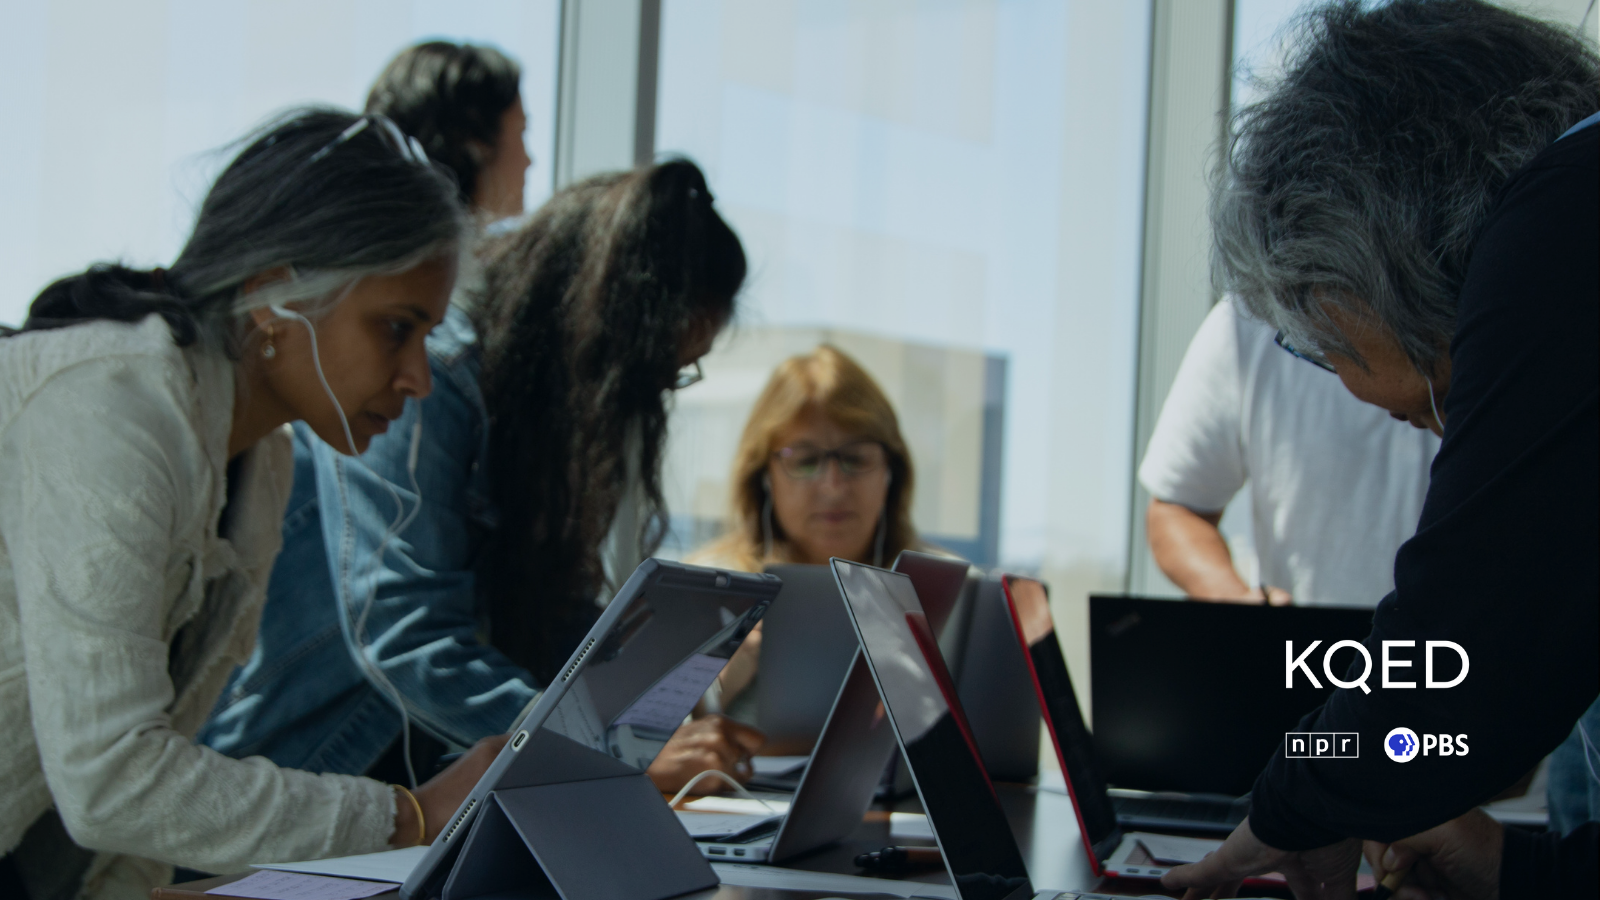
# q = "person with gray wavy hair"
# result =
<box><xmin>1163</xmin><ymin>1</ymin><xmax>1597</xmax><ymax>898</ymax></box>
<box><xmin>0</xmin><ymin>109</ymin><xmax>505</xmax><ymax>900</ymax></box>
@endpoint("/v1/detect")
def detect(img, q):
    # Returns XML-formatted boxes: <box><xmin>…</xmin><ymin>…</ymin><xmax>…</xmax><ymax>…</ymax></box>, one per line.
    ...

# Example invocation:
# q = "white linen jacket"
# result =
<box><xmin>0</xmin><ymin>316</ymin><xmax>394</xmax><ymax>899</ymax></box>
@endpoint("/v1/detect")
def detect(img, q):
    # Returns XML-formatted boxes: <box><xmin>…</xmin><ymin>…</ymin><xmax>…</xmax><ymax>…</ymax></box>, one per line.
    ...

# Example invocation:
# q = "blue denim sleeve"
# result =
<box><xmin>310</xmin><ymin>352</ymin><xmax>539</xmax><ymax>747</ymax></box>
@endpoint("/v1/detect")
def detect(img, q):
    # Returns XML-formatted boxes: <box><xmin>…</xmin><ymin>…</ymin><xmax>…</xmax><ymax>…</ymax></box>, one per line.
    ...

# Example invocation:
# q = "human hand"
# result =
<box><xmin>1161</xmin><ymin>817</ymin><xmax>1361</xmax><ymax>899</ymax></box>
<box><xmin>716</xmin><ymin>621</ymin><xmax>763</xmax><ymax>705</ymax></box>
<box><xmin>647</xmin><ymin>714</ymin><xmax>767</xmax><ymax>793</ymax></box>
<box><xmin>1363</xmin><ymin>809</ymin><xmax>1502</xmax><ymax>900</ymax></box>
<box><xmin>1246</xmin><ymin>585</ymin><xmax>1294</xmax><ymax>606</ymax></box>
<box><xmin>393</xmin><ymin>733</ymin><xmax>508</xmax><ymax>846</ymax></box>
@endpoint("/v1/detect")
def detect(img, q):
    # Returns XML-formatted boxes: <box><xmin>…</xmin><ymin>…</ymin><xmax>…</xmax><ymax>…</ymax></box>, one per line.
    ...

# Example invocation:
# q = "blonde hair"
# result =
<box><xmin>698</xmin><ymin>344</ymin><xmax>920</xmax><ymax>572</ymax></box>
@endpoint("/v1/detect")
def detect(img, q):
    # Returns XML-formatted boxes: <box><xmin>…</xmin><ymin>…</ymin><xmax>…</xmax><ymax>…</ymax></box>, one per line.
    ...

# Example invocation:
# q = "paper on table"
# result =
<box><xmin>712</xmin><ymin>862</ymin><xmax>955</xmax><ymax>899</ymax></box>
<box><xmin>253</xmin><ymin>846</ymin><xmax>426</xmax><ymax>884</ymax></box>
<box><xmin>682</xmin><ymin>795</ymin><xmax>791</xmax><ymax>815</ymax></box>
<box><xmin>750</xmin><ymin>755</ymin><xmax>809</xmax><ymax>777</ymax></box>
<box><xmin>675</xmin><ymin>809</ymin><xmax>783</xmax><ymax>839</ymax></box>
<box><xmin>207</xmin><ymin>870</ymin><xmax>395</xmax><ymax>900</ymax></box>
<box><xmin>1130</xmin><ymin>832</ymin><xmax>1223</xmax><ymax>864</ymax></box>
<box><xmin>1036</xmin><ymin>769</ymin><xmax>1067</xmax><ymax>795</ymax></box>
<box><xmin>889</xmin><ymin>812</ymin><xmax>933</xmax><ymax>839</ymax></box>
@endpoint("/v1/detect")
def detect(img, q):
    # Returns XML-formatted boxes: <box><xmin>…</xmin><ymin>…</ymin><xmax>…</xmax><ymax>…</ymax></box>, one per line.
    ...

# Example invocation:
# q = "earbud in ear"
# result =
<box><xmin>761</xmin><ymin>472</ymin><xmax>772</xmax><ymax>492</ymax></box>
<box><xmin>269</xmin><ymin>304</ymin><xmax>294</xmax><ymax>319</ymax></box>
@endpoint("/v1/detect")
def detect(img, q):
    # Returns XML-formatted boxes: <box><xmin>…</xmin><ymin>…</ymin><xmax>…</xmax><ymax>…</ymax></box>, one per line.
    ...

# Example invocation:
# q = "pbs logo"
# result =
<box><xmin>1385</xmin><ymin>727</ymin><xmax>1420</xmax><ymax>763</ymax></box>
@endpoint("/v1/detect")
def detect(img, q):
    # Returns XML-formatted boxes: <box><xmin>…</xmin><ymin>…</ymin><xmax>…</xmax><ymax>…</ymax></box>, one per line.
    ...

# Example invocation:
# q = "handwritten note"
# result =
<box><xmin>206</xmin><ymin>870</ymin><xmax>396</xmax><ymax>900</ymax></box>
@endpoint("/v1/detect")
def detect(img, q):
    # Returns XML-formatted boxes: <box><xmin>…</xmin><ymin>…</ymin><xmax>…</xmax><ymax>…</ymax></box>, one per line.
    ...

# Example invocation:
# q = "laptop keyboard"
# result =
<box><xmin>1112</xmin><ymin>795</ymin><xmax>1247</xmax><ymax>825</ymax></box>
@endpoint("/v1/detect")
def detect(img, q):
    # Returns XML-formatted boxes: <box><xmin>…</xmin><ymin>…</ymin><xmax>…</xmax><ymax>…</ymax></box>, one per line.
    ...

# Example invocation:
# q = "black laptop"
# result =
<box><xmin>1089</xmin><ymin>594</ymin><xmax>1374</xmax><ymax>833</ymax></box>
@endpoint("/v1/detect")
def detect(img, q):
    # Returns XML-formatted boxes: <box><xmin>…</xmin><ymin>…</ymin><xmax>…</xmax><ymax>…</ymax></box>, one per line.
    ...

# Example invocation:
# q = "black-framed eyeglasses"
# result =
<box><xmin>772</xmin><ymin>440</ymin><xmax>887</xmax><ymax>481</ymax></box>
<box><xmin>672</xmin><ymin>360</ymin><xmax>704</xmax><ymax>391</ymax></box>
<box><xmin>1273</xmin><ymin>330</ymin><xmax>1337</xmax><ymax>373</ymax></box>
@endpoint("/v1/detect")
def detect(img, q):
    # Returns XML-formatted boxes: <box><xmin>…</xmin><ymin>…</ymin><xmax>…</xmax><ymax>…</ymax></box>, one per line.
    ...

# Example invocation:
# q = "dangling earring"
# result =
<box><xmin>872</xmin><ymin>469</ymin><xmax>893</xmax><ymax>567</ymax></box>
<box><xmin>261</xmin><ymin>327</ymin><xmax>277</xmax><ymax>360</ymax></box>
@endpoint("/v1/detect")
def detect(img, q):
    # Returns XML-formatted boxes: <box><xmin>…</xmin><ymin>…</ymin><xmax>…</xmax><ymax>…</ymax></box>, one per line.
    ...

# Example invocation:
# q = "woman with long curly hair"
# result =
<box><xmin>200</xmin><ymin>159</ymin><xmax>765</xmax><ymax>793</ymax></box>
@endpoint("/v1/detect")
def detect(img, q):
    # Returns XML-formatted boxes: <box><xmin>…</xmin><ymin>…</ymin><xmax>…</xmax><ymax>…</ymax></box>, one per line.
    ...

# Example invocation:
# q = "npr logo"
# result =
<box><xmin>1286</xmin><ymin>732</ymin><xmax>1359</xmax><ymax>758</ymax></box>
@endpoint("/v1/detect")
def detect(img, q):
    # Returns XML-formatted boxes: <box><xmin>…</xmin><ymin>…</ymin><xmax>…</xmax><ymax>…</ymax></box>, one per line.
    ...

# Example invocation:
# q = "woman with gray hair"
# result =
<box><xmin>0</xmin><ymin>109</ymin><xmax>503</xmax><ymax>899</ymax></box>
<box><xmin>1163</xmin><ymin>1</ymin><xmax>1597</xmax><ymax>897</ymax></box>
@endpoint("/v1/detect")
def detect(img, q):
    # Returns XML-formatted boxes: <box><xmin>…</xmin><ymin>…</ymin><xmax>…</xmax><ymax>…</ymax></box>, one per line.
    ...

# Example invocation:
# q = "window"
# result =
<box><xmin>655</xmin><ymin>0</ymin><xmax>1151</xmax><ymax>604</ymax></box>
<box><xmin>0</xmin><ymin>0</ymin><xmax>560</xmax><ymax>328</ymax></box>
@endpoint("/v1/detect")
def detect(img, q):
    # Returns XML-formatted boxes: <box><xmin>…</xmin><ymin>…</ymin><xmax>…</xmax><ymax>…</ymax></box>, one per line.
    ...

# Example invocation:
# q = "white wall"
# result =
<box><xmin>0</xmin><ymin>0</ymin><xmax>560</xmax><ymax>328</ymax></box>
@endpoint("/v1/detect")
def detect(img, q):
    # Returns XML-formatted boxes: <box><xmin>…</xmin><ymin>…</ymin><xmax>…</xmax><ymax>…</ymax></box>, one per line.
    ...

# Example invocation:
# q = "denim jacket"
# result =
<box><xmin>198</xmin><ymin>307</ymin><xmax>538</xmax><ymax>775</ymax></box>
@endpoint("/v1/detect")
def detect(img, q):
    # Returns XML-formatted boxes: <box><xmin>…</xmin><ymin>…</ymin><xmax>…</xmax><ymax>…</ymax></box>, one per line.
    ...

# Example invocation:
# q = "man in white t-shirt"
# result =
<box><xmin>1138</xmin><ymin>299</ymin><xmax>1438</xmax><ymax>607</ymax></box>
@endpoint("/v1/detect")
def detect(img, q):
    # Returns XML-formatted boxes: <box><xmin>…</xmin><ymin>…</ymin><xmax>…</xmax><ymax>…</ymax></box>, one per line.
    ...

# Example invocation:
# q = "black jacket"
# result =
<box><xmin>1247</xmin><ymin>123</ymin><xmax>1598</xmax><ymax>891</ymax></box>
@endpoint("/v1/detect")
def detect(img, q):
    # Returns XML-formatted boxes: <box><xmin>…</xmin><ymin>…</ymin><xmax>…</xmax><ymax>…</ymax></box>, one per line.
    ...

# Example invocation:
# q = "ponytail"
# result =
<box><xmin>18</xmin><ymin>264</ymin><xmax>199</xmax><ymax>345</ymax></box>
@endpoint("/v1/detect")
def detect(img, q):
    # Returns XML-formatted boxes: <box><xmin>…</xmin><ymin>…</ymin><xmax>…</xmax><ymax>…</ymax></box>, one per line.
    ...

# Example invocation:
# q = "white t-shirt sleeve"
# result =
<box><xmin>1138</xmin><ymin>301</ymin><xmax>1248</xmax><ymax>513</ymax></box>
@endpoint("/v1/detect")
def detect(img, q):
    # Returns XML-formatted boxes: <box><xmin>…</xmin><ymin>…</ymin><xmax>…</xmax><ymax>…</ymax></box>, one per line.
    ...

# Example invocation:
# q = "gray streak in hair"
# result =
<box><xmin>1212</xmin><ymin>0</ymin><xmax>1599</xmax><ymax>374</ymax></box>
<box><xmin>15</xmin><ymin>107</ymin><xmax>467</xmax><ymax>353</ymax></box>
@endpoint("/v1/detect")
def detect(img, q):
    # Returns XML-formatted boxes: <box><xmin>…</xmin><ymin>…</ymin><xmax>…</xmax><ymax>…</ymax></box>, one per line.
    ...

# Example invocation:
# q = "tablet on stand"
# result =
<box><xmin>401</xmin><ymin>560</ymin><xmax>781</xmax><ymax>900</ymax></box>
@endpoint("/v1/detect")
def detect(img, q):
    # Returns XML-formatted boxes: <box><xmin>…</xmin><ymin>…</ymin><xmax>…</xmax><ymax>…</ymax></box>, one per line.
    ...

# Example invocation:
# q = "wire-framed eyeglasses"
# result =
<box><xmin>1273</xmin><ymin>330</ymin><xmax>1337</xmax><ymax>373</ymax></box>
<box><xmin>771</xmin><ymin>440</ymin><xmax>887</xmax><ymax>481</ymax></box>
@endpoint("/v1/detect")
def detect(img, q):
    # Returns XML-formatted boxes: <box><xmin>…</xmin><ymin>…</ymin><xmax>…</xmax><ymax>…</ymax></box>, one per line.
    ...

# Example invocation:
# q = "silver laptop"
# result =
<box><xmin>701</xmin><ymin>553</ymin><xmax>977</xmax><ymax>859</ymax></box>
<box><xmin>755</xmin><ymin>563</ymin><xmax>860</xmax><ymax>751</ymax></box>
<box><xmin>693</xmin><ymin>651</ymin><xmax>898</xmax><ymax>862</ymax></box>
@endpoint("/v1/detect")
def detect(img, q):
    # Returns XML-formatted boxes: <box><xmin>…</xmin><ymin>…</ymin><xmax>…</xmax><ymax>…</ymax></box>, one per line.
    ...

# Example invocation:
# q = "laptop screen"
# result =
<box><xmin>999</xmin><ymin>576</ymin><xmax>1122</xmax><ymax>868</ymax></box>
<box><xmin>1090</xmin><ymin>595</ymin><xmax>1373</xmax><ymax>795</ymax></box>
<box><xmin>832</xmin><ymin>560</ymin><xmax>1032</xmax><ymax>900</ymax></box>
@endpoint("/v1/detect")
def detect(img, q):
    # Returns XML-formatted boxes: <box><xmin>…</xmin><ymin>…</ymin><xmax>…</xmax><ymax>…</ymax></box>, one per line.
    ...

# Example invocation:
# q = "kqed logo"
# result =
<box><xmin>1385</xmin><ymin>727</ymin><xmax>1420</xmax><ymax>763</ymax></box>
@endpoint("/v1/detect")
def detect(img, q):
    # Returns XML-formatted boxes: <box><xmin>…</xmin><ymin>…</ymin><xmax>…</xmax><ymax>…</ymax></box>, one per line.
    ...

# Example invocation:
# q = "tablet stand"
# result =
<box><xmin>440</xmin><ymin>772</ymin><xmax>717</xmax><ymax>900</ymax></box>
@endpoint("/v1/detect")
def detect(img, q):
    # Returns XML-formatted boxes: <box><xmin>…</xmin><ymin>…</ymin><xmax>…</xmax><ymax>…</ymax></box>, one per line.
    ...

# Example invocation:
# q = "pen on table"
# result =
<box><xmin>1372</xmin><ymin>865</ymin><xmax>1411</xmax><ymax>900</ymax></box>
<box><xmin>854</xmin><ymin>846</ymin><xmax>942</xmax><ymax>871</ymax></box>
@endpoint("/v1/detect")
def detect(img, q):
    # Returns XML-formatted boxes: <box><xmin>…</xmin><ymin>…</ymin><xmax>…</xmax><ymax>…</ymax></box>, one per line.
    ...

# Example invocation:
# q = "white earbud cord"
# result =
<box><xmin>271</xmin><ymin>300</ymin><xmax>427</xmax><ymax>787</ymax></box>
<box><xmin>666</xmin><ymin>769</ymin><xmax>781</xmax><ymax>814</ymax></box>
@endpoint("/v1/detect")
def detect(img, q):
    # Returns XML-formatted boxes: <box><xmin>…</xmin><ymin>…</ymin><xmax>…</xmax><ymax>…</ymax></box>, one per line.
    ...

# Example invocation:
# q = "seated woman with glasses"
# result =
<box><xmin>687</xmin><ymin>344</ymin><xmax>948</xmax><ymax>719</ymax></box>
<box><xmin>199</xmin><ymin>159</ymin><xmax>766</xmax><ymax>796</ymax></box>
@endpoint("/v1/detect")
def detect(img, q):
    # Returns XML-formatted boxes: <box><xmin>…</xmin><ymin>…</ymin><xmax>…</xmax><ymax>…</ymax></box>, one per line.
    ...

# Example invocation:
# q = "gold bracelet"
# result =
<box><xmin>394</xmin><ymin>785</ymin><xmax>425</xmax><ymax>847</ymax></box>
